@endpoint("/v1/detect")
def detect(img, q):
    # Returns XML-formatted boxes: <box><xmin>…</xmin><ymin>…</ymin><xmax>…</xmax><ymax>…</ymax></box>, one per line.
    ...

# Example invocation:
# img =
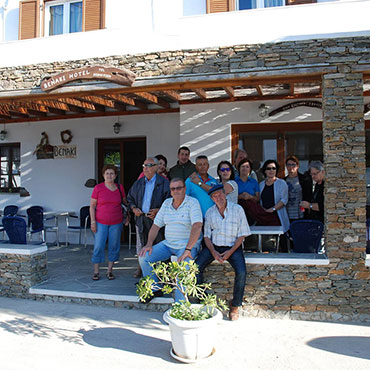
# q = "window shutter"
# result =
<box><xmin>207</xmin><ymin>0</ymin><xmax>235</xmax><ymax>13</ymax></box>
<box><xmin>83</xmin><ymin>0</ymin><xmax>105</xmax><ymax>31</ymax></box>
<box><xmin>286</xmin><ymin>0</ymin><xmax>317</xmax><ymax>5</ymax></box>
<box><xmin>19</xmin><ymin>0</ymin><xmax>39</xmax><ymax>40</ymax></box>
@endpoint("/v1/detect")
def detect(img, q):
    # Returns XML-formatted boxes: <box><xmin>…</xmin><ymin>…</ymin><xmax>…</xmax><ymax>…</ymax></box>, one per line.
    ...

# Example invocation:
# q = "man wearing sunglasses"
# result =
<box><xmin>128</xmin><ymin>157</ymin><xmax>170</xmax><ymax>263</ymax></box>
<box><xmin>139</xmin><ymin>177</ymin><xmax>203</xmax><ymax>303</ymax></box>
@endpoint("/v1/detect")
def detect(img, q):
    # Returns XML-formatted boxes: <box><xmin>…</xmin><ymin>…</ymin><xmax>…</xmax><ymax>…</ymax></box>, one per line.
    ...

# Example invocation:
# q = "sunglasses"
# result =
<box><xmin>266</xmin><ymin>167</ymin><xmax>276</xmax><ymax>171</ymax></box>
<box><xmin>219</xmin><ymin>168</ymin><xmax>231</xmax><ymax>172</ymax></box>
<box><xmin>142</xmin><ymin>163</ymin><xmax>157</xmax><ymax>168</ymax></box>
<box><xmin>170</xmin><ymin>186</ymin><xmax>185</xmax><ymax>191</ymax></box>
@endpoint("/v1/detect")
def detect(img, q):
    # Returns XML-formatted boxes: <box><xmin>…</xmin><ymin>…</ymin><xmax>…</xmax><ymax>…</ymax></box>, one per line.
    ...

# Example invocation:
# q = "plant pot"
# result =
<box><xmin>163</xmin><ymin>304</ymin><xmax>223</xmax><ymax>362</ymax></box>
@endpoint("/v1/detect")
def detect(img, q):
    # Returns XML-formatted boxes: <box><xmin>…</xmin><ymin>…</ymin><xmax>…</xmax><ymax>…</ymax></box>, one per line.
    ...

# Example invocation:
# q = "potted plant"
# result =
<box><xmin>136</xmin><ymin>260</ymin><xmax>227</xmax><ymax>363</ymax></box>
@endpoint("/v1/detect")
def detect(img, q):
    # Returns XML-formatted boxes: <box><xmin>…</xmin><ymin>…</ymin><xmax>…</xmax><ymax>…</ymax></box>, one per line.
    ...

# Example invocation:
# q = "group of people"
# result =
<box><xmin>89</xmin><ymin>146</ymin><xmax>325</xmax><ymax>320</ymax></box>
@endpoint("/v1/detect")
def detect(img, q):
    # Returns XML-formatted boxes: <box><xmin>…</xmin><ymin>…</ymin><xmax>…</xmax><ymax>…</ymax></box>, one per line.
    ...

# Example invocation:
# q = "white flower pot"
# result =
<box><xmin>163</xmin><ymin>305</ymin><xmax>223</xmax><ymax>362</ymax></box>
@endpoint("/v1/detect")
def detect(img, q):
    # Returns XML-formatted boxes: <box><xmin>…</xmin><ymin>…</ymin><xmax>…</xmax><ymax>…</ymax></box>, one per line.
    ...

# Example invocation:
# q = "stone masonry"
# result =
<box><xmin>0</xmin><ymin>35</ymin><xmax>369</xmax><ymax>321</ymax></box>
<box><xmin>0</xmin><ymin>251</ymin><xmax>47</xmax><ymax>297</ymax></box>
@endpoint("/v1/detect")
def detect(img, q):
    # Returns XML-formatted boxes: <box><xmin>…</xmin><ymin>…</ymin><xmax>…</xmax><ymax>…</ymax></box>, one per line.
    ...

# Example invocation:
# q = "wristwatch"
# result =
<box><xmin>310</xmin><ymin>203</ymin><xmax>313</xmax><ymax>209</ymax></box>
<box><xmin>198</xmin><ymin>181</ymin><xmax>202</xmax><ymax>186</ymax></box>
<box><xmin>272</xmin><ymin>207</ymin><xmax>276</xmax><ymax>212</ymax></box>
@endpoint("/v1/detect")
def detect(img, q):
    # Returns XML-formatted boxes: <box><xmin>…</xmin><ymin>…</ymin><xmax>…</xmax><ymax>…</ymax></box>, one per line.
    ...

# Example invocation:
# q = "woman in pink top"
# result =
<box><xmin>90</xmin><ymin>164</ymin><xmax>128</xmax><ymax>281</ymax></box>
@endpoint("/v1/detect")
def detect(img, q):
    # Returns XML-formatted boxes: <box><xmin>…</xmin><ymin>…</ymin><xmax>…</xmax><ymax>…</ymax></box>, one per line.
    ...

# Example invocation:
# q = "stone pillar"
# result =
<box><xmin>322</xmin><ymin>70</ymin><xmax>370</xmax><ymax>317</ymax></box>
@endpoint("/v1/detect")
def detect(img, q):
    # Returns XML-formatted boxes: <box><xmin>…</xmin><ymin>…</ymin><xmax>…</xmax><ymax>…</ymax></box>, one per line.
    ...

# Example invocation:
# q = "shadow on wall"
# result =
<box><xmin>307</xmin><ymin>336</ymin><xmax>370</xmax><ymax>360</ymax></box>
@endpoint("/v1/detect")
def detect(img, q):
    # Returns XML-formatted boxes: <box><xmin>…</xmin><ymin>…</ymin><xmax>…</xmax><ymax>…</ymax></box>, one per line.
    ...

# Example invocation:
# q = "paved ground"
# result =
<box><xmin>0</xmin><ymin>296</ymin><xmax>369</xmax><ymax>370</ymax></box>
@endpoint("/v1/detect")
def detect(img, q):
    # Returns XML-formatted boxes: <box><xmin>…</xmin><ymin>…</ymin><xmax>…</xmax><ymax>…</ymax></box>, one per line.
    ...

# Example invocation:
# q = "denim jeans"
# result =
<box><xmin>91</xmin><ymin>222</ymin><xmax>122</xmax><ymax>263</ymax></box>
<box><xmin>138</xmin><ymin>240</ymin><xmax>201</xmax><ymax>302</ymax></box>
<box><xmin>195</xmin><ymin>245</ymin><xmax>246</xmax><ymax>307</ymax></box>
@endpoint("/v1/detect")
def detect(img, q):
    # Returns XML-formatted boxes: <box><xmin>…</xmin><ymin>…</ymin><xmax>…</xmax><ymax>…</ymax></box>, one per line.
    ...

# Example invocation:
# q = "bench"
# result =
<box><xmin>249</xmin><ymin>226</ymin><xmax>285</xmax><ymax>253</ymax></box>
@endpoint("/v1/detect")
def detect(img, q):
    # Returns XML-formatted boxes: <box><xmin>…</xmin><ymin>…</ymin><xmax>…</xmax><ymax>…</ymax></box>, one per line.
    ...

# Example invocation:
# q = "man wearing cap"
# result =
<box><xmin>138</xmin><ymin>177</ymin><xmax>203</xmax><ymax>303</ymax></box>
<box><xmin>195</xmin><ymin>183</ymin><xmax>250</xmax><ymax>321</ymax></box>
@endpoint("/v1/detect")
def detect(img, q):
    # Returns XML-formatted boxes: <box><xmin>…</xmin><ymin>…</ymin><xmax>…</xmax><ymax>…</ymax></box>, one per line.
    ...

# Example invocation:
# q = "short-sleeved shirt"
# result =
<box><xmin>154</xmin><ymin>195</ymin><xmax>203</xmax><ymax>249</ymax></box>
<box><xmin>235</xmin><ymin>176</ymin><xmax>260</xmax><ymax>196</ymax></box>
<box><xmin>225</xmin><ymin>180</ymin><xmax>238</xmax><ymax>204</ymax></box>
<box><xmin>91</xmin><ymin>183</ymin><xmax>126</xmax><ymax>225</ymax></box>
<box><xmin>185</xmin><ymin>174</ymin><xmax>218</xmax><ymax>216</ymax></box>
<box><xmin>204</xmin><ymin>201</ymin><xmax>251</xmax><ymax>247</ymax></box>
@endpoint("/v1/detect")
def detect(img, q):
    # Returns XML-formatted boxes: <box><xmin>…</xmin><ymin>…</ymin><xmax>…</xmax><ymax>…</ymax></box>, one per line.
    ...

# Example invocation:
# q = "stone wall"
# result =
<box><xmin>1</xmin><ymin>37</ymin><xmax>370</xmax><ymax>90</ymax></box>
<box><xmin>0</xmin><ymin>252</ymin><xmax>47</xmax><ymax>297</ymax></box>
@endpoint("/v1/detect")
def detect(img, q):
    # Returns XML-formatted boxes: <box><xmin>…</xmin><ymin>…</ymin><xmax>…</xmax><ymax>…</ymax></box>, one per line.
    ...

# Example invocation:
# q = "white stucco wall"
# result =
<box><xmin>0</xmin><ymin>112</ymin><xmax>179</xmax><ymax>243</ymax></box>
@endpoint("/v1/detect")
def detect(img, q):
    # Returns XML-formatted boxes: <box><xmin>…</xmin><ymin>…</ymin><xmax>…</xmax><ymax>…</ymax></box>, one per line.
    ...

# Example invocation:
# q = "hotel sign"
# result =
<box><xmin>41</xmin><ymin>66</ymin><xmax>136</xmax><ymax>92</ymax></box>
<box><xmin>54</xmin><ymin>145</ymin><xmax>77</xmax><ymax>159</ymax></box>
<box><xmin>269</xmin><ymin>101</ymin><xmax>322</xmax><ymax>117</ymax></box>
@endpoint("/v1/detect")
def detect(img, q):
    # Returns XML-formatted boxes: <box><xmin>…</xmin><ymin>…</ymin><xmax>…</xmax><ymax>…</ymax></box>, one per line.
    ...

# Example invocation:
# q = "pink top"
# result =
<box><xmin>91</xmin><ymin>183</ymin><xmax>126</xmax><ymax>225</ymax></box>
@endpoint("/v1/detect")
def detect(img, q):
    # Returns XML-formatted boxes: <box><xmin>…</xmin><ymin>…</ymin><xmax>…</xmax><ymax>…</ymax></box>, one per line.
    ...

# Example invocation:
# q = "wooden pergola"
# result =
<box><xmin>0</xmin><ymin>68</ymin><xmax>369</xmax><ymax>124</ymax></box>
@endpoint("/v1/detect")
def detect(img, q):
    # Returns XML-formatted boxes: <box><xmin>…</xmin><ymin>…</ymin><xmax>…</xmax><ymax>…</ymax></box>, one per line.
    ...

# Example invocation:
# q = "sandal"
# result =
<box><xmin>92</xmin><ymin>273</ymin><xmax>100</xmax><ymax>281</ymax></box>
<box><xmin>106</xmin><ymin>272</ymin><xmax>115</xmax><ymax>280</ymax></box>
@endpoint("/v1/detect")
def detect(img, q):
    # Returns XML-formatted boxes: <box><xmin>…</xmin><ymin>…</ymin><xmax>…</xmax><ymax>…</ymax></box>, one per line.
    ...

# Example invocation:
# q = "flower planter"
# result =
<box><xmin>163</xmin><ymin>305</ymin><xmax>223</xmax><ymax>362</ymax></box>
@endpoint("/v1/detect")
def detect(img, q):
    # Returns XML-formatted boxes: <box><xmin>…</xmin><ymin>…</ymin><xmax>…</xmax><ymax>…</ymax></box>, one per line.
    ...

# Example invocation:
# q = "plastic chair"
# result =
<box><xmin>289</xmin><ymin>219</ymin><xmax>324</xmax><ymax>253</ymax></box>
<box><xmin>26</xmin><ymin>206</ymin><xmax>58</xmax><ymax>244</ymax></box>
<box><xmin>2</xmin><ymin>216</ymin><xmax>43</xmax><ymax>245</ymax></box>
<box><xmin>0</xmin><ymin>205</ymin><xmax>19</xmax><ymax>237</ymax></box>
<box><xmin>66</xmin><ymin>206</ymin><xmax>91</xmax><ymax>247</ymax></box>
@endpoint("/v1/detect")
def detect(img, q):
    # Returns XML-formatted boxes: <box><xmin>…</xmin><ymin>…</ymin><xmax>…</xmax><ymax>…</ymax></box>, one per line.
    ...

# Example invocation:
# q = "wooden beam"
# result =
<box><xmin>8</xmin><ymin>110</ymin><xmax>30</xmax><ymax>118</ymax></box>
<box><xmin>104</xmin><ymin>94</ymin><xmax>147</xmax><ymax>110</ymax></box>
<box><xmin>224</xmin><ymin>86</ymin><xmax>234</xmax><ymax>98</ymax></box>
<box><xmin>28</xmin><ymin>109</ymin><xmax>48</xmax><ymax>117</ymax></box>
<box><xmin>180</xmin><ymin>92</ymin><xmax>322</xmax><ymax>105</ymax></box>
<box><xmin>193</xmin><ymin>88</ymin><xmax>207</xmax><ymax>100</ymax></box>
<box><xmin>133</xmin><ymin>92</ymin><xmax>170</xmax><ymax>108</ymax></box>
<box><xmin>59</xmin><ymin>97</ymin><xmax>102</xmax><ymax>112</ymax></box>
<box><xmin>161</xmin><ymin>90</ymin><xmax>181</xmax><ymax>102</ymax></box>
<box><xmin>0</xmin><ymin>113</ymin><xmax>11</xmax><ymax>119</ymax></box>
<box><xmin>255</xmin><ymin>85</ymin><xmax>263</xmax><ymax>96</ymax></box>
<box><xmin>289</xmin><ymin>83</ymin><xmax>295</xmax><ymax>95</ymax></box>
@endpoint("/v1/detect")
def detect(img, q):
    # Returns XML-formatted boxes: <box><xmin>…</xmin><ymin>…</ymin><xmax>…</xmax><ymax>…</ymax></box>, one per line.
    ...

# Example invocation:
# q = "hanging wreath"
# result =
<box><xmin>60</xmin><ymin>129</ymin><xmax>73</xmax><ymax>144</ymax></box>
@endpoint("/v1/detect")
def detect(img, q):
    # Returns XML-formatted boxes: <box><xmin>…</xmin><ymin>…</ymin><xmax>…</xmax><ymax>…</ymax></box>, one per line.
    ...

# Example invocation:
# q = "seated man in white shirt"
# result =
<box><xmin>138</xmin><ymin>177</ymin><xmax>203</xmax><ymax>303</ymax></box>
<box><xmin>195</xmin><ymin>183</ymin><xmax>250</xmax><ymax>321</ymax></box>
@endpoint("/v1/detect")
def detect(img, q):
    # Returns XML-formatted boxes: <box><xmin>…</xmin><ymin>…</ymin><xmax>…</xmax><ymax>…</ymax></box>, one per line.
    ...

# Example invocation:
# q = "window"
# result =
<box><xmin>0</xmin><ymin>143</ymin><xmax>21</xmax><ymax>193</ymax></box>
<box><xmin>45</xmin><ymin>1</ymin><xmax>83</xmax><ymax>36</ymax></box>
<box><xmin>19</xmin><ymin>0</ymin><xmax>105</xmax><ymax>40</ymax></box>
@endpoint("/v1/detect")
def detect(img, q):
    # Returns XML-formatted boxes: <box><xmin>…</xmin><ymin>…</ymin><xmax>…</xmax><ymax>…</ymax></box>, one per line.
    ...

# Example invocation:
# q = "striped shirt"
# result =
<box><xmin>204</xmin><ymin>201</ymin><xmax>251</xmax><ymax>247</ymax></box>
<box><xmin>154</xmin><ymin>195</ymin><xmax>203</xmax><ymax>249</ymax></box>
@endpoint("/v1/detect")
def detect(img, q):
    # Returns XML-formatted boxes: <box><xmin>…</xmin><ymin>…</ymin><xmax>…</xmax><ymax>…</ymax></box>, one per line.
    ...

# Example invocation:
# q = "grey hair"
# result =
<box><xmin>233</xmin><ymin>148</ymin><xmax>247</xmax><ymax>161</ymax></box>
<box><xmin>146</xmin><ymin>157</ymin><xmax>159</xmax><ymax>165</ymax></box>
<box><xmin>309</xmin><ymin>161</ymin><xmax>324</xmax><ymax>172</ymax></box>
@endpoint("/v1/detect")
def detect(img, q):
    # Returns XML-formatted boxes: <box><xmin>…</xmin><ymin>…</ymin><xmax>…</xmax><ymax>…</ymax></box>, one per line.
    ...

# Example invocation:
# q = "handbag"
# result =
<box><xmin>117</xmin><ymin>184</ymin><xmax>129</xmax><ymax>223</ymax></box>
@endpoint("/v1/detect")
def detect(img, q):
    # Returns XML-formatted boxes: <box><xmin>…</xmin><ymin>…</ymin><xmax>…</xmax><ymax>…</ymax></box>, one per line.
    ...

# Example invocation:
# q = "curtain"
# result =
<box><xmin>239</xmin><ymin>0</ymin><xmax>258</xmax><ymax>9</ymax></box>
<box><xmin>49</xmin><ymin>5</ymin><xmax>64</xmax><ymax>35</ymax></box>
<box><xmin>70</xmin><ymin>1</ymin><xmax>83</xmax><ymax>33</ymax></box>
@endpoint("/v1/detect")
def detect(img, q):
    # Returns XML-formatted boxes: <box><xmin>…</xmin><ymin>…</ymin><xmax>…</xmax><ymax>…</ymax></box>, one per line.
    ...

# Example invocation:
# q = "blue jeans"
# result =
<box><xmin>91</xmin><ymin>222</ymin><xmax>122</xmax><ymax>263</ymax></box>
<box><xmin>195</xmin><ymin>245</ymin><xmax>246</xmax><ymax>307</ymax></box>
<box><xmin>139</xmin><ymin>240</ymin><xmax>201</xmax><ymax>302</ymax></box>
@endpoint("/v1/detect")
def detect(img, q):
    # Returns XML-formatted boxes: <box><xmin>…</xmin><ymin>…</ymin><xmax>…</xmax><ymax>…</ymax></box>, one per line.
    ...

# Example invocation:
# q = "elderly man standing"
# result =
<box><xmin>139</xmin><ymin>177</ymin><xmax>203</xmax><ymax>303</ymax></box>
<box><xmin>168</xmin><ymin>146</ymin><xmax>196</xmax><ymax>181</ymax></box>
<box><xmin>185</xmin><ymin>155</ymin><xmax>218</xmax><ymax>217</ymax></box>
<box><xmin>195</xmin><ymin>184</ymin><xmax>250</xmax><ymax>321</ymax></box>
<box><xmin>128</xmin><ymin>157</ymin><xmax>170</xmax><ymax>276</ymax></box>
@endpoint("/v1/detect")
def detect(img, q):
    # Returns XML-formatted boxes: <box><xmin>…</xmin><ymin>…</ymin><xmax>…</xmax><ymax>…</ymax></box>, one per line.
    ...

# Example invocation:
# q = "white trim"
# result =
<box><xmin>366</xmin><ymin>255</ymin><xmax>370</xmax><ymax>267</ymax></box>
<box><xmin>245</xmin><ymin>253</ymin><xmax>330</xmax><ymax>265</ymax></box>
<box><xmin>0</xmin><ymin>244</ymin><xmax>47</xmax><ymax>255</ymax></box>
<box><xmin>28</xmin><ymin>288</ymin><xmax>174</xmax><ymax>303</ymax></box>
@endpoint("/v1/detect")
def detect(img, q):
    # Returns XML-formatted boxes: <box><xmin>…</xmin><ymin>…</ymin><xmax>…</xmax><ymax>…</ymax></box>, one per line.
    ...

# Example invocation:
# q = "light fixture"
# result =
<box><xmin>259</xmin><ymin>103</ymin><xmax>269</xmax><ymax>118</ymax></box>
<box><xmin>0</xmin><ymin>124</ymin><xmax>7</xmax><ymax>140</ymax></box>
<box><xmin>113</xmin><ymin>121</ymin><xmax>121</xmax><ymax>134</ymax></box>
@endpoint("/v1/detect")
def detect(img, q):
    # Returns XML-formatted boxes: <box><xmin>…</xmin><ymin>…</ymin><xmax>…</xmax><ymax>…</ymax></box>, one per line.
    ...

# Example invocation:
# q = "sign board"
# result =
<box><xmin>41</xmin><ymin>66</ymin><xmax>136</xmax><ymax>92</ymax></box>
<box><xmin>54</xmin><ymin>145</ymin><xmax>77</xmax><ymax>159</ymax></box>
<box><xmin>269</xmin><ymin>101</ymin><xmax>322</xmax><ymax>117</ymax></box>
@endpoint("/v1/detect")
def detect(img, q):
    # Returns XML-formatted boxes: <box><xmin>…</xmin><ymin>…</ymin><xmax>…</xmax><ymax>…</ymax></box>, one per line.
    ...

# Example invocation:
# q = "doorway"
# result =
<box><xmin>98</xmin><ymin>137</ymin><xmax>146</xmax><ymax>192</ymax></box>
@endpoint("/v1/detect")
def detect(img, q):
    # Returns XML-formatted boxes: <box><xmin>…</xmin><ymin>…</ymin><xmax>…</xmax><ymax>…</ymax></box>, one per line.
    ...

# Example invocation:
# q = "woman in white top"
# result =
<box><xmin>217</xmin><ymin>160</ymin><xmax>238</xmax><ymax>203</ymax></box>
